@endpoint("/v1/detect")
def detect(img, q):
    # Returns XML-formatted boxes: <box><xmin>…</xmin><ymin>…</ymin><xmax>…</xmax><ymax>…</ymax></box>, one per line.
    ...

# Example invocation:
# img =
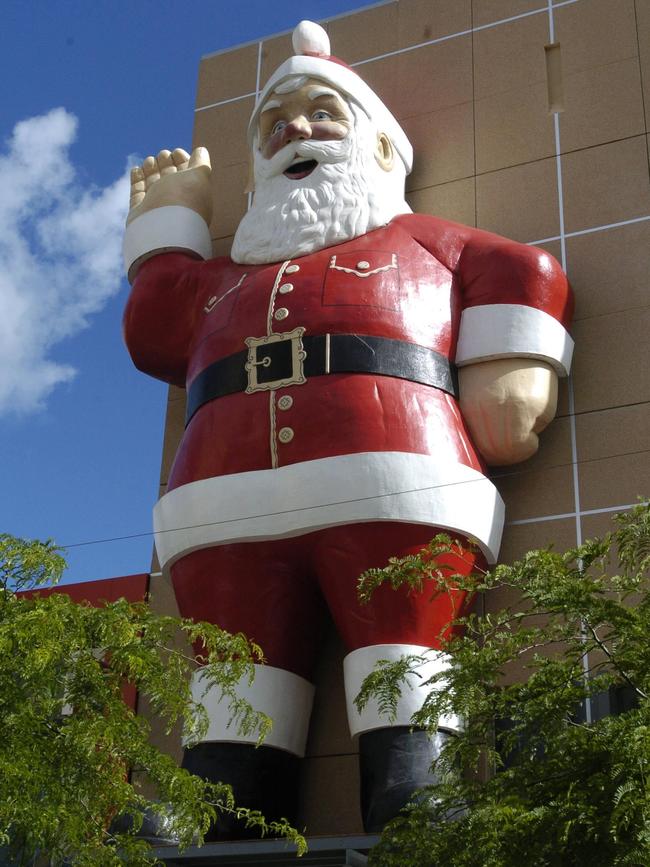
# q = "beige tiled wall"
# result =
<box><xmin>152</xmin><ymin>0</ymin><xmax>650</xmax><ymax>836</ymax></box>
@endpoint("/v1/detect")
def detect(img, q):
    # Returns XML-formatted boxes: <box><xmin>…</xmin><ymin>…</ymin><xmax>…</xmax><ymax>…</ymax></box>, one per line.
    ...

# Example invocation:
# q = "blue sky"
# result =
<box><xmin>0</xmin><ymin>0</ymin><xmax>367</xmax><ymax>583</ymax></box>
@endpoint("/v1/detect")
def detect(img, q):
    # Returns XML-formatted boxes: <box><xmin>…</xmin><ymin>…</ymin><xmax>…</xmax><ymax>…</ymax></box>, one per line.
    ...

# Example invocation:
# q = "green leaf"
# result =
<box><xmin>0</xmin><ymin>534</ymin><xmax>306</xmax><ymax>864</ymax></box>
<box><xmin>359</xmin><ymin>501</ymin><xmax>650</xmax><ymax>866</ymax></box>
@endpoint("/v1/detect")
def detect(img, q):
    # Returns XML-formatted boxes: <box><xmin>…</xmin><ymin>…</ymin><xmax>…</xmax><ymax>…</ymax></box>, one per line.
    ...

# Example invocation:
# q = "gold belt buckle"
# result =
<box><xmin>245</xmin><ymin>327</ymin><xmax>307</xmax><ymax>394</ymax></box>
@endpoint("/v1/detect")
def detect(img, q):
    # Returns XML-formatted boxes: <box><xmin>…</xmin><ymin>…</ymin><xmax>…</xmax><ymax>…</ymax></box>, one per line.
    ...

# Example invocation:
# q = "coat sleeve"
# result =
<box><xmin>395</xmin><ymin>214</ymin><xmax>575</xmax><ymax>375</ymax></box>
<box><xmin>121</xmin><ymin>204</ymin><xmax>214</xmax><ymax>387</ymax></box>
<box><xmin>122</xmin><ymin>252</ymin><xmax>202</xmax><ymax>388</ymax></box>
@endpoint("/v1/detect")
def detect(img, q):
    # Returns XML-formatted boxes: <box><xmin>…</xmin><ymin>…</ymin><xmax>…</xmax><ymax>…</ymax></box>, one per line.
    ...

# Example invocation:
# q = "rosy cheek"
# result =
<box><xmin>261</xmin><ymin>130</ymin><xmax>285</xmax><ymax>159</ymax></box>
<box><xmin>310</xmin><ymin>121</ymin><xmax>348</xmax><ymax>141</ymax></box>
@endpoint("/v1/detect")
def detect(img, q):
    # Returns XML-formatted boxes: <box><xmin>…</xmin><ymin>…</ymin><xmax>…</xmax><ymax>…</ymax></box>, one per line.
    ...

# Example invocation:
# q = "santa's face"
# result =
<box><xmin>258</xmin><ymin>81</ymin><xmax>353</xmax><ymax>177</ymax></box>
<box><xmin>230</xmin><ymin>77</ymin><xmax>410</xmax><ymax>265</ymax></box>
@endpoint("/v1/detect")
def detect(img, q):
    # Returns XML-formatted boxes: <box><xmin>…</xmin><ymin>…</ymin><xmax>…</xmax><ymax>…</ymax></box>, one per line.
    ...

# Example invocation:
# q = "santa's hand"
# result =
<box><xmin>458</xmin><ymin>359</ymin><xmax>558</xmax><ymax>466</ymax></box>
<box><xmin>127</xmin><ymin>147</ymin><xmax>212</xmax><ymax>226</ymax></box>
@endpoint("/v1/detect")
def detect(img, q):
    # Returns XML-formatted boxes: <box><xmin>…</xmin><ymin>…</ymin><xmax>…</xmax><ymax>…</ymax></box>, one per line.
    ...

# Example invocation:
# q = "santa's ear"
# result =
<box><xmin>375</xmin><ymin>132</ymin><xmax>394</xmax><ymax>172</ymax></box>
<box><xmin>245</xmin><ymin>153</ymin><xmax>255</xmax><ymax>194</ymax></box>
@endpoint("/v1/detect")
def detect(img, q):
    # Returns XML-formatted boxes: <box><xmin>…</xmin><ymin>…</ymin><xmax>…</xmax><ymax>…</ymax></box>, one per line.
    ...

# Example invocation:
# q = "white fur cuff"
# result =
<box><xmin>123</xmin><ymin>206</ymin><xmax>213</xmax><ymax>281</ymax></box>
<box><xmin>455</xmin><ymin>303</ymin><xmax>574</xmax><ymax>376</ymax></box>
<box><xmin>187</xmin><ymin>664</ymin><xmax>315</xmax><ymax>757</ymax></box>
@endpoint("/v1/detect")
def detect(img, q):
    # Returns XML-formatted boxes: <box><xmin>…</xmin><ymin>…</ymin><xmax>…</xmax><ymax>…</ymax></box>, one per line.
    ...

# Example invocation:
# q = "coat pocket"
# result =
<box><xmin>322</xmin><ymin>252</ymin><xmax>401</xmax><ymax>311</ymax></box>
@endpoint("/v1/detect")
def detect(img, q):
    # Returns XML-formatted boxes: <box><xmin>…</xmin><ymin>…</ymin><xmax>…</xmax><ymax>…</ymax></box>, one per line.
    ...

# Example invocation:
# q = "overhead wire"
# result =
<box><xmin>58</xmin><ymin>440</ymin><xmax>650</xmax><ymax>551</ymax></box>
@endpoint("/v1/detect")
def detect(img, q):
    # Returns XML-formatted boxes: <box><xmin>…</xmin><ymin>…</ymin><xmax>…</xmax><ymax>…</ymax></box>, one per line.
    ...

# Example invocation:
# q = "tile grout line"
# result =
<box><xmin>194</xmin><ymin>0</ymin><xmax>581</xmax><ymax>111</ymax></box>
<box><xmin>351</xmin><ymin>2</ymin><xmax>580</xmax><ymax>68</ymax></box>
<box><xmin>631</xmin><ymin>0</ymin><xmax>650</xmax><ymax>178</ymax></box>
<box><xmin>469</xmin><ymin>0</ymin><xmax>486</xmax><ymax>630</ymax></box>
<box><xmin>565</xmin><ymin>213</ymin><xmax>650</xmax><ymax>238</ymax></box>
<box><xmin>553</xmin><ymin>113</ymin><xmax>568</xmax><ymax>272</ymax></box>
<box><xmin>405</xmin><ymin>132</ymin><xmax>647</xmax><ymax>202</ymax></box>
<box><xmin>196</xmin><ymin>91</ymin><xmax>257</xmax><ymax>112</ymax></box>
<box><xmin>508</xmin><ymin>502</ymin><xmax>638</xmax><ymax>527</ymax></box>
<box><xmin>470</xmin><ymin>0</ymin><xmax>478</xmax><ymax>227</ymax></box>
<box><xmin>558</xmin><ymin>120</ymin><xmax>583</xmax><ymax>551</ymax></box>
<box><xmin>352</xmin><ymin>25</ymin><xmax>474</xmax><ymax>67</ymax></box>
<box><xmin>548</xmin><ymin>1</ymin><xmax>582</xmax><ymax>542</ymax></box>
<box><xmin>198</xmin><ymin>0</ymin><xmax>395</xmax><ymax>62</ymax></box>
<box><xmin>213</xmin><ymin>210</ymin><xmax>650</xmax><ymax>251</ymax></box>
<box><xmin>549</xmin><ymin>0</ymin><xmax>589</xmax><ymax>721</ymax></box>
<box><xmin>255</xmin><ymin>39</ymin><xmax>263</xmax><ymax>101</ymax></box>
<box><xmin>528</xmin><ymin>213</ymin><xmax>650</xmax><ymax>246</ymax></box>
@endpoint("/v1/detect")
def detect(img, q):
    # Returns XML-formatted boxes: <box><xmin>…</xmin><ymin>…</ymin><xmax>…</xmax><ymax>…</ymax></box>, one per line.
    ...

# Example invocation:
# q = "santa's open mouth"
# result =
<box><xmin>284</xmin><ymin>159</ymin><xmax>318</xmax><ymax>180</ymax></box>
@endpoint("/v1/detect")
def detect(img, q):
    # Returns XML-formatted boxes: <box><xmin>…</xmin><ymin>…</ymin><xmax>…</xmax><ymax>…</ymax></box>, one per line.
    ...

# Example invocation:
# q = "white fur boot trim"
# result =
<box><xmin>343</xmin><ymin>643</ymin><xmax>461</xmax><ymax>737</ymax></box>
<box><xmin>187</xmin><ymin>663</ymin><xmax>315</xmax><ymax>757</ymax></box>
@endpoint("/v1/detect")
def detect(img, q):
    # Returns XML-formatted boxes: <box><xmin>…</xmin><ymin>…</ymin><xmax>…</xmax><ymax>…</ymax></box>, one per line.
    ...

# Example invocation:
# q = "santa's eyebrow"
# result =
<box><xmin>260</xmin><ymin>99</ymin><xmax>282</xmax><ymax>114</ymax></box>
<box><xmin>307</xmin><ymin>86</ymin><xmax>343</xmax><ymax>102</ymax></box>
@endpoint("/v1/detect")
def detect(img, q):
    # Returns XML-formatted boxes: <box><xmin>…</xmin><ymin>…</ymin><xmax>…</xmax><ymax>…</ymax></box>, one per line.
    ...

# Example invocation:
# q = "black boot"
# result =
<box><xmin>182</xmin><ymin>742</ymin><xmax>300</xmax><ymax>841</ymax></box>
<box><xmin>358</xmin><ymin>726</ymin><xmax>451</xmax><ymax>832</ymax></box>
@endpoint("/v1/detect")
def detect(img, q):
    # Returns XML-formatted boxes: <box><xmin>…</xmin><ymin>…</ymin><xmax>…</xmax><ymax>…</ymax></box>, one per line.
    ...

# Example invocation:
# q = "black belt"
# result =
<box><xmin>185</xmin><ymin>332</ymin><xmax>458</xmax><ymax>426</ymax></box>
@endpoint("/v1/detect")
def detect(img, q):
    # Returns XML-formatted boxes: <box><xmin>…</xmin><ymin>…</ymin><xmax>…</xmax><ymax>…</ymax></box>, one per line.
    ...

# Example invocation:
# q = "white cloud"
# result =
<box><xmin>0</xmin><ymin>108</ymin><xmax>130</xmax><ymax>415</ymax></box>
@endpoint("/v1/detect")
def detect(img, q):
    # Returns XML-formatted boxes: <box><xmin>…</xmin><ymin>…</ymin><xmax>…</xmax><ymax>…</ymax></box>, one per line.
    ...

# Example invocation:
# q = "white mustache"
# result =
<box><xmin>256</xmin><ymin>137</ymin><xmax>353</xmax><ymax>180</ymax></box>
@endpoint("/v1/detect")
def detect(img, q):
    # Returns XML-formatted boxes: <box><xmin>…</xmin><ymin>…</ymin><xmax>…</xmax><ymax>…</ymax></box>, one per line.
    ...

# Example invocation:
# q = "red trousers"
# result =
<box><xmin>171</xmin><ymin>522</ymin><xmax>484</xmax><ymax>680</ymax></box>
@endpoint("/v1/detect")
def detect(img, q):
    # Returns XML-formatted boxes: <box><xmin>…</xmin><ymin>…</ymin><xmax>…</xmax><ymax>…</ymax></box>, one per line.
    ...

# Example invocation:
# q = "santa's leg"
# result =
<box><xmin>313</xmin><ymin>522</ymin><xmax>484</xmax><ymax>832</ymax></box>
<box><xmin>171</xmin><ymin>536</ymin><xmax>325</xmax><ymax>839</ymax></box>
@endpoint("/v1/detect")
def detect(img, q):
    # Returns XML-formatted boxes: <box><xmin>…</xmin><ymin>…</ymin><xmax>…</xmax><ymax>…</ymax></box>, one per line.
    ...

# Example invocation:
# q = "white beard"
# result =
<box><xmin>231</xmin><ymin>109</ymin><xmax>411</xmax><ymax>265</ymax></box>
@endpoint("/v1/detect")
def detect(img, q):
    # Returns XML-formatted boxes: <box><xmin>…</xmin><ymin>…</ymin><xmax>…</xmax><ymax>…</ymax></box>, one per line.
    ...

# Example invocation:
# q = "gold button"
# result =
<box><xmin>278</xmin><ymin>395</ymin><xmax>293</xmax><ymax>411</ymax></box>
<box><xmin>274</xmin><ymin>308</ymin><xmax>289</xmax><ymax>320</ymax></box>
<box><xmin>285</xmin><ymin>264</ymin><xmax>300</xmax><ymax>274</ymax></box>
<box><xmin>278</xmin><ymin>426</ymin><xmax>294</xmax><ymax>443</ymax></box>
<box><xmin>279</xmin><ymin>283</ymin><xmax>294</xmax><ymax>294</ymax></box>
<box><xmin>357</xmin><ymin>260</ymin><xmax>370</xmax><ymax>270</ymax></box>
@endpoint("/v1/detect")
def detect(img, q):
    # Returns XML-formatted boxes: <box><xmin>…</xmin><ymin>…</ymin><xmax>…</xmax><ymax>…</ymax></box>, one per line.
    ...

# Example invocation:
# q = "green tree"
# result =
<box><xmin>356</xmin><ymin>502</ymin><xmax>650</xmax><ymax>866</ymax></box>
<box><xmin>0</xmin><ymin>534</ymin><xmax>305</xmax><ymax>866</ymax></box>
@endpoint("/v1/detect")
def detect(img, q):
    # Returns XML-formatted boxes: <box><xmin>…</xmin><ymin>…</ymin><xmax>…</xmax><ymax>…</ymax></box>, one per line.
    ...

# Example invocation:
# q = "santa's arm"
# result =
<box><xmin>122</xmin><ymin>147</ymin><xmax>214</xmax><ymax>387</ymax></box>
<box><xmin>453</xmin><ymin>227</ymin><xmax>573</xmax><ymax>465</ymax></box>
<box><xmin>123</xmin><ymin>147</ymin><xmax>213</xmax><ymax>283</ymax></box>
<box><xmin>398</xmin><ymin>214</ymin><xmax>573</xmax><ymax>466</ymax></box>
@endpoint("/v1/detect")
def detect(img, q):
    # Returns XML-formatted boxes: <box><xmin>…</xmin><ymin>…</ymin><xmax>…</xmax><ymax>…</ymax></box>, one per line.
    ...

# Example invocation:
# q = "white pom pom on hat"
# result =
<box><xmin>292</xmin><ymin>20</ymin><xmax>331</xmax><ymax>57</ymax></box>
<box><xmin>248</xmin><ymin>19</ymin><xmax>413</xmax><ymax>173</ymax></box>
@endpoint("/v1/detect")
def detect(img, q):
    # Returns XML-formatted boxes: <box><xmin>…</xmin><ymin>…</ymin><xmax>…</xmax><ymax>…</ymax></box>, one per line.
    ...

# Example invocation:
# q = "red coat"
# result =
<box><xmin>123</xmin><ymin>213</ymin><xmax>573</xmax><ymax>568</ymax></box>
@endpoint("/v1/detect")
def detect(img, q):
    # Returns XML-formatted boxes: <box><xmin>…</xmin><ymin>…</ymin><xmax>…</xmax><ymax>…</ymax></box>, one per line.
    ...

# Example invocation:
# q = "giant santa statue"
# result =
<box><xmin>123</xmin><ymin>21</ymin><xmax>574</xmax><ymax>837</ymax></box>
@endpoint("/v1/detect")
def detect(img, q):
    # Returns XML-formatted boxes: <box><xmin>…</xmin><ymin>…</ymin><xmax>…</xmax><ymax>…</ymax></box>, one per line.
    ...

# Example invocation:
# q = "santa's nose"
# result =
<box><xmin>281</xmin><ymin>116</ymin><xmax>312</xmax><ymax>146</ymax></box>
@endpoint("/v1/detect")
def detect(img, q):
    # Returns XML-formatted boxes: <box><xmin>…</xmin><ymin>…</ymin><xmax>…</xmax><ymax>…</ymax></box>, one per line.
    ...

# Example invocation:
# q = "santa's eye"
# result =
<box><xmin>272</xmin><ymin>120</ymin><xmax>287</xmax><ymax>135</ymax></box>
<box><xmin>311</xmin><ymin>110</ymin><xmax>332</xmax><ymax>121</ymax></box>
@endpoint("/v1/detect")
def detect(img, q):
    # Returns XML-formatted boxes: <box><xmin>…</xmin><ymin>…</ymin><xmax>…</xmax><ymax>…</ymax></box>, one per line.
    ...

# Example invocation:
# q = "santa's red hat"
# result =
<box><xmin>248</xmin><ymin>20</ymin><xmax>413</xmax><ymax>173</ymax></box>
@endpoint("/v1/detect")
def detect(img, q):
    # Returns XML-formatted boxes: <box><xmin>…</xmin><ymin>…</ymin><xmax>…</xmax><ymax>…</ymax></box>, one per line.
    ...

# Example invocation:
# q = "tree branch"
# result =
<box><xmin>584</xmin><ymin>621</ymin><xmax>647</xmax><ymax>700</ymax></box>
